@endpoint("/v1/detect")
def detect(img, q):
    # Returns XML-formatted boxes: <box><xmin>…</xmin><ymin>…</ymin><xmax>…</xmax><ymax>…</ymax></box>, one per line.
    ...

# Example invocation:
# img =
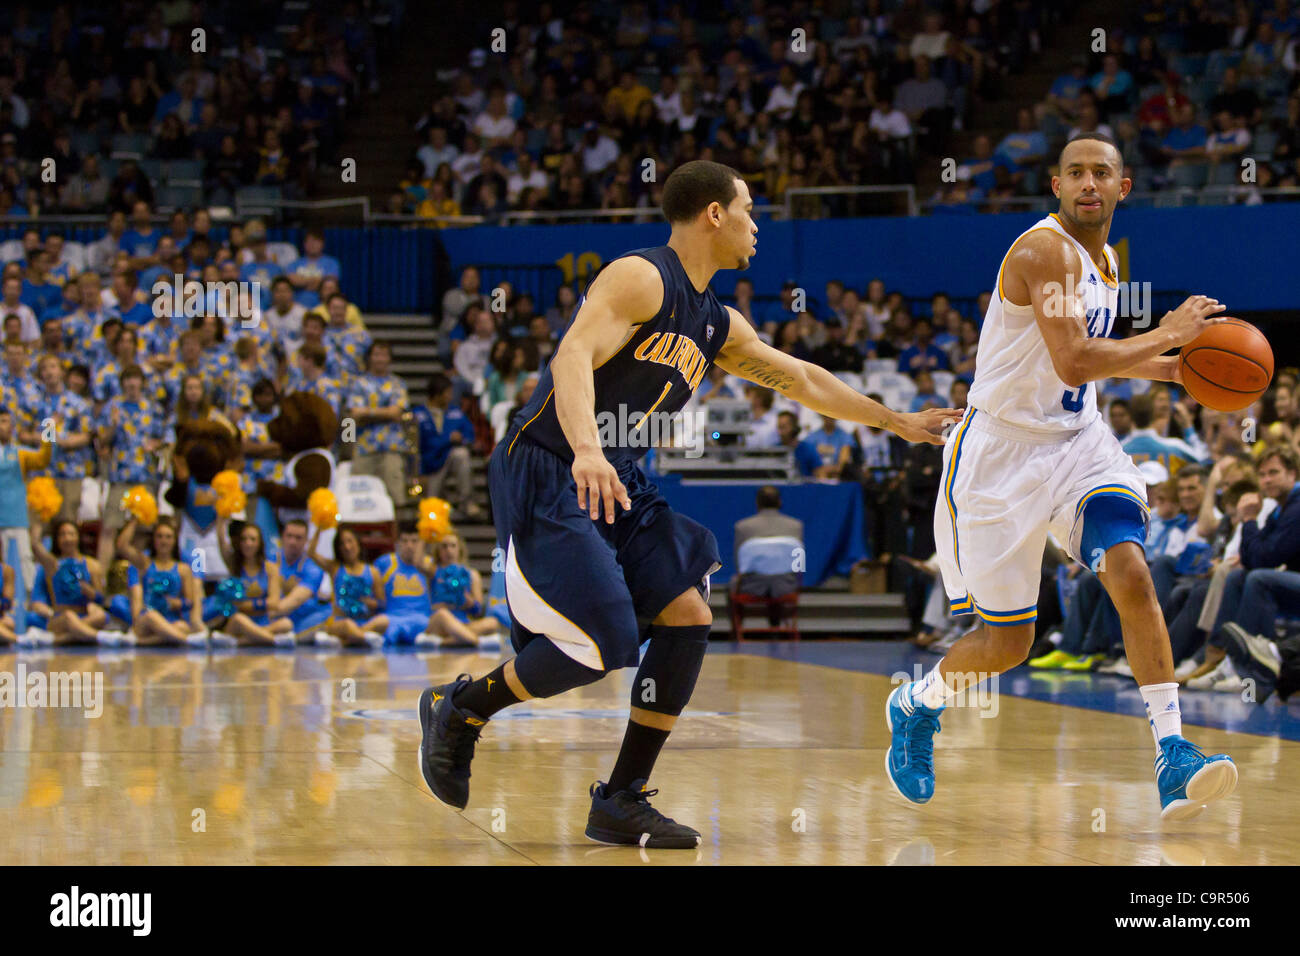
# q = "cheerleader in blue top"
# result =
<box><xmin>421</xmin><ymin>532</ymin><xmax>500</xmax><ymax>649</ymax></box>
<box><xmin>210</xmin><ymin>516</ymin><xmax>295</xmax><ymax>647</ymax></box>
<box><xmin>28</xmin><ymin>518</ymin><xmax>115</xmax><ymax>645</ymax></box>
<box><xmin>116</xmin><ymin>515</ymin><xmax>207</xmax><ymax>646</ymax></box>
<box><xmin>307</xmin><ymin>525</ymin><xmax>387</xmax><ymax>648</ymax></box>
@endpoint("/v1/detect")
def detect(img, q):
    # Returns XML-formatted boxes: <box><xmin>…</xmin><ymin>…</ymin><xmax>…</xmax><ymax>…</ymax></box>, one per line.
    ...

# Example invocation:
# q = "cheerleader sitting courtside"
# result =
<box><xmin>116</xmin><ymin>516</ymin><xmax>207</xmax><ymax>647</ymax></box>
<box><xmin>307</xmin><ymin>525</ymin><xmax>387</xmax><ymax>648</ymax></box>
<box><xmin>209</xmin><ymin>516</ymin><xmax>295</xmax><ymax>647</ymax></box>
<box><xmin>28</xmin><ymin>518</ymin><xmax>115</xmax><ymax>645</ymax></box>
<box><xmin>418</xmin><ymin>532</ymin><xmax>500</xmax><ymax>649</ymax></box>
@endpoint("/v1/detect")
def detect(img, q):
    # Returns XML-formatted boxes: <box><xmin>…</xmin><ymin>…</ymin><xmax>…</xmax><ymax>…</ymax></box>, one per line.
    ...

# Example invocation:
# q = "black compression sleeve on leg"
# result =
<box><xmin>510</xmin><ymin>634</ymin><xmax>607</xmax><ymax>698</ymax></box>
<box><xmin>604</xmin><ymin>624</ymin><xmax>711</xmax><ymax>793</ymax></box>
<box><xmin>630</xmin><ymin>623</ymin><xmax>710</xmax><ymax>717</ymax></box>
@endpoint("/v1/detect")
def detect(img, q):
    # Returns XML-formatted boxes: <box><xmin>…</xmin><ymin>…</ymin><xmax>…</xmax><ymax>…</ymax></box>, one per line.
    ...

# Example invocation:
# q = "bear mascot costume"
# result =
<box><xmin>165</xmin><ymin>417</ymin><xmax>242</xmax><ymax>582</ymax></box>
<box><xmin>255</xmin><ymin>392</ymin><xmax>339</xmax><ymax>550</ymax></box>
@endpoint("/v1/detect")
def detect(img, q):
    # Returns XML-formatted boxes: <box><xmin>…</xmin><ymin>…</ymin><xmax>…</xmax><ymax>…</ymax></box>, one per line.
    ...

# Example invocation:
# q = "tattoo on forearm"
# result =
<box><xmin>735</xmin><ymin>357</ymin><xmax>797</xmax><ymax>391</ymax></box>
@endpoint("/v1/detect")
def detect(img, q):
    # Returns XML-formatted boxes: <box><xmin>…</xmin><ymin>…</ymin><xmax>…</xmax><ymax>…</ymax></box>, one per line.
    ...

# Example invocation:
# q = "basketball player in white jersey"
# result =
<box><xmin>886</xmin><ymin>134</ymin><xmax>1239</xmax><ymax>820</ymax></box>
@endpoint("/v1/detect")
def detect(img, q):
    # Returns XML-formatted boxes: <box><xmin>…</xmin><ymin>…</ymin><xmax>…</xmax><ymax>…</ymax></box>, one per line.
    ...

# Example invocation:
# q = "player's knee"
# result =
<box><xmin>1101</xmin><ymin>548</ymin><xmax>1157</xmax><ymax>605</ymax></box>
<box><xmin>654</xmin><ymin>588</ymin><xmax>712</xmax><ymax>627</ymax></box>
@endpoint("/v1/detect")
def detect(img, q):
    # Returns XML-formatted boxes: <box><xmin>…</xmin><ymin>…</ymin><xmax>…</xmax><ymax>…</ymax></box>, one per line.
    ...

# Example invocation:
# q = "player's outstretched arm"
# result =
<box><xmin>549</xmin><ymin>256</ymin><xmax>661</xmax><ymax>522</ymax></box>
<box><xmin>1009</xmin><ymin>231</ymin><xmax>1227</xmax><ymax>387</ymax></box>
<box><xmin>714</xmin><ymin>307</ymin><xmax>960</xmax><ymax>445</ymax></box>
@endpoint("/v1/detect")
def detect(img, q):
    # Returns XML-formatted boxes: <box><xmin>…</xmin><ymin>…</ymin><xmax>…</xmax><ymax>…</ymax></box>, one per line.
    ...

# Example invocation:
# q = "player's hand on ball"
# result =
<box><xmin>892</xmin><ymin>407</ymin><xmax>963</xmax><ymax>445</ymax></box>
<box><xmin>573</xmin><ymin>450</ymin><xmax>631</xmax><ymax>524</ymax></box>
<box><xmin>1159</xmin><ymin>294</ymin><xmax>1226</xmax><ymax>347</ymax></box>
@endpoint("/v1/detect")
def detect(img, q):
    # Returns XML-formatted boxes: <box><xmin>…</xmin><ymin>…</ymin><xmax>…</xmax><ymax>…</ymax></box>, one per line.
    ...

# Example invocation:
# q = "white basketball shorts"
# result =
<box><xmin>932</xmin><ymin>405</ymin><xmax>1150</xmax><ymax>627</ymax></box>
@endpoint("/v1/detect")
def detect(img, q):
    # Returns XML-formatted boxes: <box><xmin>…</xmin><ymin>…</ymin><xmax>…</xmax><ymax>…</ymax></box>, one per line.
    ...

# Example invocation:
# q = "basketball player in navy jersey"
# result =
<box><xmin>418</xmin><ymin>160</ymin><xmax>959</xmax><ymax>847</ymax></box>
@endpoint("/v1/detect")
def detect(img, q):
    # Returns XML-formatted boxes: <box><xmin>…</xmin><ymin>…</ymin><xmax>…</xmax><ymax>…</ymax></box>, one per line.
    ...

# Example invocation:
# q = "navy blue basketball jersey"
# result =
<box><xmin>506</xmin><ymin>245</ymin><xmax>731</xmax><ymax>464</ymax></box>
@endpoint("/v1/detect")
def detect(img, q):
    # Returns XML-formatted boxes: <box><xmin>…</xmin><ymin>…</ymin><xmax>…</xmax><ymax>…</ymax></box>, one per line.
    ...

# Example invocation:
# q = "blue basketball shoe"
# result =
<box><xmin>885</xmin><ymin>683</ymin><xmax>943</xmax><ymax>804</ymax></box>
<box><xmin>1156</xmin><ymin>734</ymin><xmax>1238</xmax><ymax>821</ymax></box>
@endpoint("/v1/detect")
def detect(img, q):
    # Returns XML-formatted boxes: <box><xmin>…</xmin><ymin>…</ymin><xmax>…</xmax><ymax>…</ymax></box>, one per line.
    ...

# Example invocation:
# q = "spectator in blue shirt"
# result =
<box><xmin>1046</xmin><ymin>58</ymin><xmax>1090</xmax><ymax>119</ymax></box>
<box><xmin>897</xmin><ymin>318</ymin><xmax>951</xmax><ymax>375</ymax></box>
<box><xmin>239</xmin><ymin>238</ymin><xmax>285</xmax><ymax>312</ymax></box>
<box><xmin>412</xmin><ymin>372</ymin><xmax>479</xmax><ymax>518</ymax></box>
<box><xmin>152</xmin><ymin>75</ymin><xmax>204</xmax><ymax>129</ymax></box>
<box><xmin>909</xmin><ymin>369</ymin><xmax>946</xmax><ymax>413</ymax></box>
<box><xmin>795</xmin><ymin>415</ymin><xmax>856</xmax><ymax>479</ymax></box>
<box><xmin>288</xmin><ymin>228</ymin><xmax>341</xmax><ymax>309</ymax></box>
<box><xmin>760</xmin><ymin>281</ymin><xmax>800</xmax><ymax>337</ymax></box>
<box><xmin>995</xmin><ymin>107</ymin><xmax>1047</xmax><ymax>186</ymax></box>
<box><xmin>120</xmin><ymin>200</ymin><xmax>163</xmax><ymax>265</ymax></box>
<box><xmin>959</xmin><ymin>134</ymin><xmax>1015</xmax><ymax>197</ymax></box>
<box><xmin>1090</xmin><ymin>54</ymin><xmax>1134</xmax><ymax>112</ymax></box>
<box><xmin>20</xmin><ymin>249</ymin><xmax>63</xmax><ymax>319</ymax></box>
<box><xmin>1160</xmin><ymin>103</ymin><xmax>1207</xmax><ymax>166</ymax></box>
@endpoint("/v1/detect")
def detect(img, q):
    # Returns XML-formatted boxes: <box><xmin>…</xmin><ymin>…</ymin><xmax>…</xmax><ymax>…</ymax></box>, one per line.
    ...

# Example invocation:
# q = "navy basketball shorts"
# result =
<box><xmin>489</xmin><ymin>434</ymin><xmax>721</xmax><ymax>672</ymax></box>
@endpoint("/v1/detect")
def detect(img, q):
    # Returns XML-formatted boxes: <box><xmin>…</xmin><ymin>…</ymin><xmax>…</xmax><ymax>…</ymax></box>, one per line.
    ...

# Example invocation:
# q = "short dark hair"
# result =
<box><xmin>1223</xmin><ymin>477</ymin><xmax>1260</xmax><ymax>510</ymax></box>
<box><xmin>365</xmin><ymin>340</ymin><xmax>392</xmax><ymax>364</ymax></box>
<box><xmin>427</xmin><ymin>371</ymin><xmax>452</xmax><ymax>397</ymax></box>
<box><xmin>756</xmin><ymin>485</ymin><xmax>782</xmax><ymax>510</ymax></box>
<box><xmin>396</xmin><ymin>520</ymin><xmax>420</xmax><ymax>537</ymax></box>
<box><xmin>299</xmin><ymin>341</ymin><xmax>327</xmax><ymax>369</ymax></box>
<box><xmin>283</xmin><ymin>518</ymin><xmax>309</xmax><ymax>534</ymax></box>
<box><xmin>1130</xmin><ymin>393</ymin><xmax>1154</xmax><ymax>429</ymax></box>
<box><xmin>1261</xmin><ymin>445</ymin><xmax>1300</xmax><ymax>475</ymax></box>
<box><xmin>1059</xmin><ymin>132</ymin><xmax>1124</xmax><ymax>170</ymax></box>
<box><xmin>120</xmin><ymin>364</ymin><xmax>144</xmax><ymax>384</ymax></box>
<box><xmin>1178</xmin><ymin>464</ymin><xmax>1208</xmax><ymax>483</ymax></box>
<box><xmin>1108</xmin><ymin>397</ymin><xmax>1130</xmax><ymax>413</ymax></box>
<box><xmin>662</xmin><ymin>160</ymin><xmax>743</xmax><ymax>224</ymax></box>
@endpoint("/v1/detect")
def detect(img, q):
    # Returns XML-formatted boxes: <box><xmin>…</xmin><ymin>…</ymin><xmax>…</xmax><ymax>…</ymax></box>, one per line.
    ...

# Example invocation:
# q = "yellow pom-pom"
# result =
<box><xmin>215</xmin><ymin>489</ymin><xmax>247</xmax><ymax>518</ymax></box>
<box><xmin>417</xmin><ymin>497</ymin><xmax>452</xmax><ymax>541</ymax></box>
<box><xmin>122</xmin><ymin>485</ymin><xmax>158</xmax><ymax>526</ymax></box>
<box><xmin>307</xmin><ymin>488</ymin><xmax>339</xmax><ymax>529</ymax></box>
<box><xmin>27</xmin><ymin>476</ymin><xmax>63</xmax><ymax>522</ymax></box>
<box><xmin>212</xmin><ymin>470</ymin><xmax>242</xmax><ymax>497</ymax></box>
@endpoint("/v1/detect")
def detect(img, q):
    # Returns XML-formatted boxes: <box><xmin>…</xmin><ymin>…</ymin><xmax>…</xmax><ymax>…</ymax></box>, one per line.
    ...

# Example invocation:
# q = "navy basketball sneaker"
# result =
<box><xmin>417</xmin><ymin>674</ymin><xmax>486</xmax><ymax>810</ymax></box>
<box><xmin>585</xmin><ymin>779</ymin><xmax>702</xmax><ymax>849</ymax></box>
<box><xmin>1156</xmin><ymin>734</ymin><xmax>1237</xmax><ymax>820</ymax></box>
<box><xmin>885</xmin><ymin>682</ymin><xmax>943</xmax><ymax>804</ymax></box>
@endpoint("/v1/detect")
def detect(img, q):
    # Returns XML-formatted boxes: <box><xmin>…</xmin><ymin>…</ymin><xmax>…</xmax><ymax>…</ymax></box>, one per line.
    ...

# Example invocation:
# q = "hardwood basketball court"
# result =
<box><xmin>1</xmin><ymin>642</ymin><xmax>1295</xmax><ymax>865</ymax></box>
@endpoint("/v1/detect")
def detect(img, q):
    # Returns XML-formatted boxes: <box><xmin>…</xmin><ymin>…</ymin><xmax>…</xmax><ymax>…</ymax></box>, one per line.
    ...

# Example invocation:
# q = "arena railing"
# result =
<box><xmin>784</xmin><ymin>185</ymin><xmax>919</xmax><ymax>219</ymax></box>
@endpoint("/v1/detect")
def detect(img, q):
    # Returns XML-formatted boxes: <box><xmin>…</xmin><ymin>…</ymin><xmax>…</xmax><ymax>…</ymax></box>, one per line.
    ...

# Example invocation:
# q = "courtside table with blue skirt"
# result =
<box><xmin>654</xmin><ymin>476</ymin><xmax>867</xmax><ymax>587</ymax></box>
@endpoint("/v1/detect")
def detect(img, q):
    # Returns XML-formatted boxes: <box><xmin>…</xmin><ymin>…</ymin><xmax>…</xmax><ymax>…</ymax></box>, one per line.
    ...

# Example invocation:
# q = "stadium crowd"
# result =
<box><xmin>401</xmin><ymin>0</ymin><xmax>1057</xmax><ymax>220</ymax></box>
<box><xmin>406</xmin><ymin>0</ymin><xmax>1300</xmax><ymax>224</ymax></box>
<box><xmin>0</xmin><ymin>0</ymin><xmax>390</xmax><ymax>217</ymax></box>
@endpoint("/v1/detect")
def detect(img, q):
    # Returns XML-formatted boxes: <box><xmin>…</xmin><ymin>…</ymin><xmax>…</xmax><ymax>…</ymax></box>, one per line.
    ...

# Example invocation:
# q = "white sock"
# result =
<box><xmin>1141</xmin><ymin>682</ymin><xmax>1182</xmax><ymax>746</ymax></box>
<box><xmin>910</xmin><ymin>660</ymin><xmax>955</xmax><ymax>711</ymax></box>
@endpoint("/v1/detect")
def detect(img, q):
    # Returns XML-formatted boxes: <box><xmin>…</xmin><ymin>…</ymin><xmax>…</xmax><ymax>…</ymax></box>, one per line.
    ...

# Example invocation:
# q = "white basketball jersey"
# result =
<box><xmin>967</xmin><ymin>213</ymin><xmax>1120</xmax><ymax>432</ymax></box>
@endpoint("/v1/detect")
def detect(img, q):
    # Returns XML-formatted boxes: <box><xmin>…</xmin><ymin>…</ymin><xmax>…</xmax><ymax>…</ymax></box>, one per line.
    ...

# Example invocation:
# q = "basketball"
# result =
<box><xmin>1178</xmin><ymin>318</ymin><xmax>1274</xmax><ymax>412</ymax></box>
